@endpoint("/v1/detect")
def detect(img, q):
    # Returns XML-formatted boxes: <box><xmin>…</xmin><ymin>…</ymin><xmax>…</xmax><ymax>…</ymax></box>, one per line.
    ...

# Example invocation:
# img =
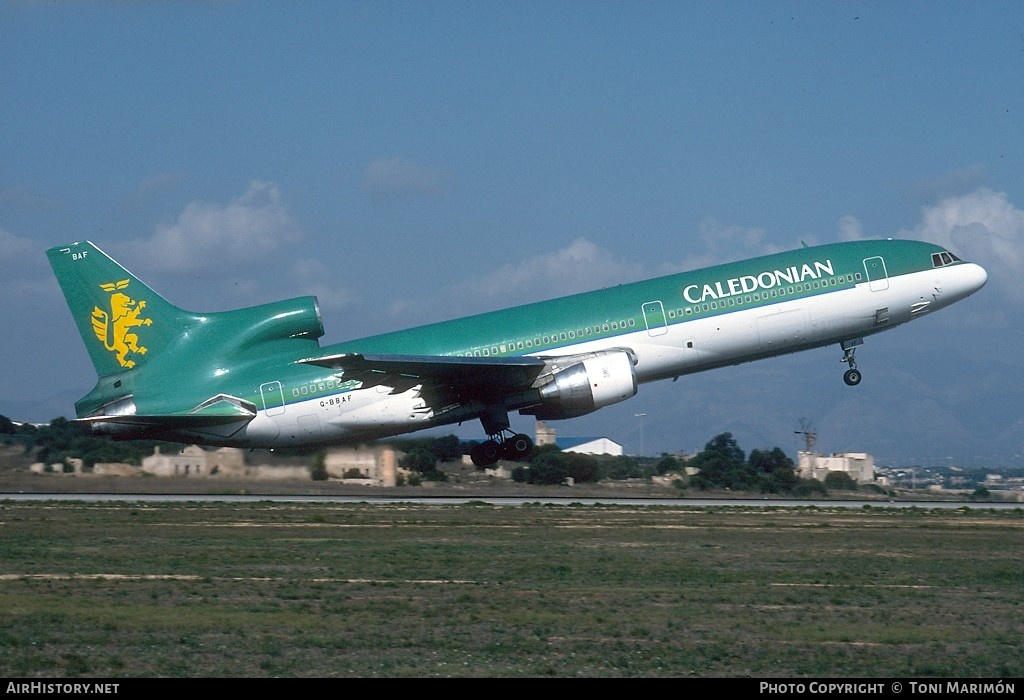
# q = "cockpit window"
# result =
<box><xmin>932</xmin><ymin>251</ymin><xmax>961</xmax><ymax>268</ymax></box>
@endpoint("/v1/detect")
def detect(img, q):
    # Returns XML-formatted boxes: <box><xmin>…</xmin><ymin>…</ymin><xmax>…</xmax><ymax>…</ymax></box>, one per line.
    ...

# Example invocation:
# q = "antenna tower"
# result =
<box><xmin>794</xmin><ymin>418</ymin><xmax>817</xmax><ymax>452</ymax></box>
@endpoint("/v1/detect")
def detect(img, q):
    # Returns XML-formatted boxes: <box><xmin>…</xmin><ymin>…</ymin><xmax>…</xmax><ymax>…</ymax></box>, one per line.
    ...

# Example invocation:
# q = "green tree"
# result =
<box><xmin>823</xmin><ymin>471</ymin><xmax>858</xmax><ymax>491</ymax></box>
<box><xmin>32</xmin><ymin>418</ymin><xmax>91</xmax><ymax>467</ymax></box>
<box><xmin>392</xmin><ymin>435</ymin><xmax>462</xmax><ymax>462</ymax></box>
<box><xmin>749</xmin><ymin>447</ymin><xmax>799</xmax><ymax>494</ymax></box>
<box><xmin>654</xmin><ymin>454</ymin><xmax>681</xmax><ymax>475</ymax></box>
<box><xmin>423</xmin><ymin>434</ymin><xmax>462</xmax><ymax>461</ymax></box>
<box><xmin>531</xmin><ymin>443</ymin><xmax>563</xmax><ymax>458</ymax></box>
<box><xmin>399</xmin><ymin>447</ymin><xmax>449</xmax><ymax>481</ymax></box>
<box><xmin>606</xmin><ymin>455</ymin><xmax>644</xmax><ymax>480</ymax></box>
<box><xmin>565</xmin><ymin>452</ymin><xmax>599</xmax><ymax>483</ymax></box>
<box><xmin>792</xmin><ymin>478</ymin><xmax>829</xmax><ymax>497</ymax></box>
<box><xmin>688</xmin><ymin>433</ymin><xmax>753</xmax><ymax>490</ymax></box>
<box><xmin>528</xmin><ymin>451</ymin><xmax>570</xmax><ymax>485</ymax></box>
<box><xmin>400</xmin><ymin>448</ymin><xmax>438</xmax><ymax>474</ymax></box>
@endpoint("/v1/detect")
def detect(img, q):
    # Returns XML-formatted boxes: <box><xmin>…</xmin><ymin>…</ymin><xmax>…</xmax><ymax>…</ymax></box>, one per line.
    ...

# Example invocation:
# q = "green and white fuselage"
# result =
<box><xmin>48</xmin><ymin>238</ymin><xmax>986</xmax><ymax>465</ymax></box>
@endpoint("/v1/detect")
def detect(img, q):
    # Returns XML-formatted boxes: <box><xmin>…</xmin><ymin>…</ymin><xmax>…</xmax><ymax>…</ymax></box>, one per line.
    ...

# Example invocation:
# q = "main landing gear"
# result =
<box><xmin>470</xmin><ymin>408</ymin><xmax>534</xmax><ymax>468</ymax></box>
<box><xmin>840</xmin><ymin>338</ymin><xmax>863</xmax><ymax>386</ymax></box>
<box><xmin>470</xmin><ymin>431</ymin><xmax>534</xmax><ymax>468</ymax></box>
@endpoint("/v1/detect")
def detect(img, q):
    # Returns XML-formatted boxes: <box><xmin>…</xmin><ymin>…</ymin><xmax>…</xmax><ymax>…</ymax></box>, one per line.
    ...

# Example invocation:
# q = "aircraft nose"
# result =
<box><xmin>946</xmin><ymin>262</ymin><xmax>987</xmax><ymax>302</ymax></box>
<box><xmin>961</xmin><ymin>262</ymin><xmax>988</xmax><ymax>293</ymax></box>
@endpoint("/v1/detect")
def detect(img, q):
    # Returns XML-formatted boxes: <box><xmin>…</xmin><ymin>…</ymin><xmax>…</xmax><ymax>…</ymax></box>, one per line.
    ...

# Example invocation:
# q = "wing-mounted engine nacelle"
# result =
<box><xmin>522</xmin><ymin>349</ymin><xmax>638</xmax><ymax>420</ymax></box>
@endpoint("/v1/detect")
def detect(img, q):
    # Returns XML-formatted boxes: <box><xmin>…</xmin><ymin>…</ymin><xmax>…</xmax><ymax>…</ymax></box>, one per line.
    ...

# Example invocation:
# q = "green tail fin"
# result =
<box><xmin>47</xmin><ymin>241</ymin><xmax>193</xmax><ymax>378</ymax></box>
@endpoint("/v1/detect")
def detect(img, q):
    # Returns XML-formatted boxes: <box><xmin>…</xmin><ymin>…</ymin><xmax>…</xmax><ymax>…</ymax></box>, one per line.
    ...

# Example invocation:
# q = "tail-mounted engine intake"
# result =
<box><xmin>225</xmin><ymin>296</ymin><xmax>324</xmax><ymax>348</ymax></box>
<box><xmin>522</xmin><ymin>349</ymin><xmax>638</xmax><ymax>420</ymax></box>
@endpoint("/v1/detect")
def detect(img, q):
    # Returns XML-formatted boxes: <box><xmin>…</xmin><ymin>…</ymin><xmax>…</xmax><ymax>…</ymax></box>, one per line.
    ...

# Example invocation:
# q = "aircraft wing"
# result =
<box><xmin>299</xmin><ymin>352</ymin><xmax>548</xmax><ymax>396</ymax></box>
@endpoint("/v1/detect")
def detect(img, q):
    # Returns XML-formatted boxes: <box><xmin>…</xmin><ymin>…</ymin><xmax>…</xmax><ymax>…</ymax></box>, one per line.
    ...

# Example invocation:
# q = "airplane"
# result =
<box><xmin>47</xmin><ymin>237</ymin><xmax>986</xmax><ymax>467</ymax></box>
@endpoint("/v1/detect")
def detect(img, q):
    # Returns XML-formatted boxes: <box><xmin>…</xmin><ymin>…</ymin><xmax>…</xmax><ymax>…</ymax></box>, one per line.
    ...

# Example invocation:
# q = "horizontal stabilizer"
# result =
<box><xmin>76</xmin><ymin>413</ymin><xmax>253</xmax><ymax>429</ymax></box>
<box><xmin>75</xmin><ymin>393</ymin><xmax>256</xmax><ymax>439</ymax></box>
<box><xmin>75</xmin><ymin>409</ymin><xmax>254</xmax><ymax>442</ymax></box>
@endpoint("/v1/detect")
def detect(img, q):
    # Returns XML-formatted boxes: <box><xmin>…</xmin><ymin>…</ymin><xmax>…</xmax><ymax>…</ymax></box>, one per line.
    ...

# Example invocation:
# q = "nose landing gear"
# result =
<box><xmin>843</xmin><ymin>367</ymin><xmax>862</xmax><ymax>386</ymax></box>
<box><xmin>840</xmin><ymin>338</ymin><xmax>863</xmax><ymax>386</ymax></box>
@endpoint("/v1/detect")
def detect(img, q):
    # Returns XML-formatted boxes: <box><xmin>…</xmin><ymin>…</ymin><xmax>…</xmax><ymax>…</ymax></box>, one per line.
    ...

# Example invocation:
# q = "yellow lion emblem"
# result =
<box><xmin>91</xmin><ymin>279</ymin><xmax>152</xmax><ymax>368</ymax></box>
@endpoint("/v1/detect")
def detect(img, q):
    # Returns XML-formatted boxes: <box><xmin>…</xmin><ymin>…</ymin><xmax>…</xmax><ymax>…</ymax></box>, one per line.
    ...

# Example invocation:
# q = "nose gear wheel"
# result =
<box><xmin>840</xmin><ymin>339</ymin><xmax>863</xmax><ymax>386</ymax></box>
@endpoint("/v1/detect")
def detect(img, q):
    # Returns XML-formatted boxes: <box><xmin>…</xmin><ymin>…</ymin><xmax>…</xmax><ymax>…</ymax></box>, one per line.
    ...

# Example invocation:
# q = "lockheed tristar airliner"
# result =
<box><xmin>48</xmin><ymin>238</ymin><xmax>986</xmax><ymax>466</ymax></box>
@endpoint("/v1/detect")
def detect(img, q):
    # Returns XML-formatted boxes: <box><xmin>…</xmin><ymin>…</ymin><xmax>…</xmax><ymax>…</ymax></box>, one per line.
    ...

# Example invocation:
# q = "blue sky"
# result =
<box><xmin>3</xmin><ymin>2</ymin><xmax>1023</xmax><ymax>467</ymax></box>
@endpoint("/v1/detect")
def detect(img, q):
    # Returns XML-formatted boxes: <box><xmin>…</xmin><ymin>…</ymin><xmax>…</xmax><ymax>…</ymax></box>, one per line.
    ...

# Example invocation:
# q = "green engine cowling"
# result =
<box><xmin>211</xmin><ymin>296</ymin><xmax>325</xmax><ymax>357</ymax></box>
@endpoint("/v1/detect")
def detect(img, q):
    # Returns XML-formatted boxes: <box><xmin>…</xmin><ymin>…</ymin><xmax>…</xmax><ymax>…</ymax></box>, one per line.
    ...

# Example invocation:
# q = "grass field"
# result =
<box><xmin>0</xmin><ymin>500</ymin><xmax>1021</xmax><ymax>678</ymax></box>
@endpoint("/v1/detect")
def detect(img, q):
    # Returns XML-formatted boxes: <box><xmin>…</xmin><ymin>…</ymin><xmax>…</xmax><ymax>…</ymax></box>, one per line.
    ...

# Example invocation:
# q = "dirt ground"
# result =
<box><xmin>0</xmin><ymin>472</ymin><xmax>691</xmax><ymax>499</ymax></box>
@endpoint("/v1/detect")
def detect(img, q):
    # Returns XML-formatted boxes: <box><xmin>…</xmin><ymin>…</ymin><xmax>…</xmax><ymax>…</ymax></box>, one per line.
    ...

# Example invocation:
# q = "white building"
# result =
<box><xmin>559</xmin><ymin>437</ymin><xmax>624</xmax><ymax>456</ymax></box>
<box><xmin>535</xmin><ymin>420</ymin><xmax>623</xmax><ymax>456</ymax></box>
<box><xmin>32</xmin><ymin>443</ymin><xmax>397</xmax><ymax>484</ymax></box>
<box><xmin>797</xmin><ymin>451</ymin><xmax>875</xmax><ymax>483</ymax></box>
<box><xmin>322</xmin><ymin>445</ymin><xmax>399</xmax><ymax>487</ymax></box>
<box><xmin>535</xmin><ymin>421</ymin><xmax>557</xmax><ymax>447</ymax></box>
<box><xmin>142</xmin><ymin>445</ymin><xmax>244</xmax><ymax>477</ymax></box>
<box><xmin>140</xmin><ymin>445</ymin><xmax>308</xmax><ymax>480</ymax></box>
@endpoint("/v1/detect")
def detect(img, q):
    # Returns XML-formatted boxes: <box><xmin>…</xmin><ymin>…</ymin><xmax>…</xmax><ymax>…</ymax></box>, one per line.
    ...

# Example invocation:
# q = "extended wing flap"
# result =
<box><xmin>299</xmin><ymin>352</ymin><xmax>548</xmax><ymax>393</ymax></box>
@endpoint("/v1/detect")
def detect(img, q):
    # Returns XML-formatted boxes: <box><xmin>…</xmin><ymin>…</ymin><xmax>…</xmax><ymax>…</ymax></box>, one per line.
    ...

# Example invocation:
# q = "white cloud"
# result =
<box><xmin>897</xmin><ymin>187</ymin><xmax>1024</xmax><ymax>299</ymax></box>
<box><xmin>126</xmin><ymin>181</ymin><xmax>302</xmax><ymax>272</ymax></box>
<box><xmin>466</xmin><ymin>237</ymin><xmax>646</xmax><ymax>301</ymax></box>
<box><xmin>906</xmin><ymin>165</ymin><xmax>987</xmax><ymax>202</ymax></box>
<box><xmin>669</xmin><ymin>217</ymin><xmax>780</xmax><ymax>273</ymax></box>
<box><xmin>362</xmin><ymin>157</ymin><xmax>449</xmax><ymax>198</ymax></box>
<box><xmin>837</xmin><ymin>214</ymin><xmax>865</xmax><ymax>241</ymax></box>
<box><xmin>392</xmin><ymin>237</ymin><xmax>646</xmax><ymax>322</ymax></box>
<box><xmin>288</xmin><ymin>257</ymin><xmax>359</xmax><ymax>312</ymax></box>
